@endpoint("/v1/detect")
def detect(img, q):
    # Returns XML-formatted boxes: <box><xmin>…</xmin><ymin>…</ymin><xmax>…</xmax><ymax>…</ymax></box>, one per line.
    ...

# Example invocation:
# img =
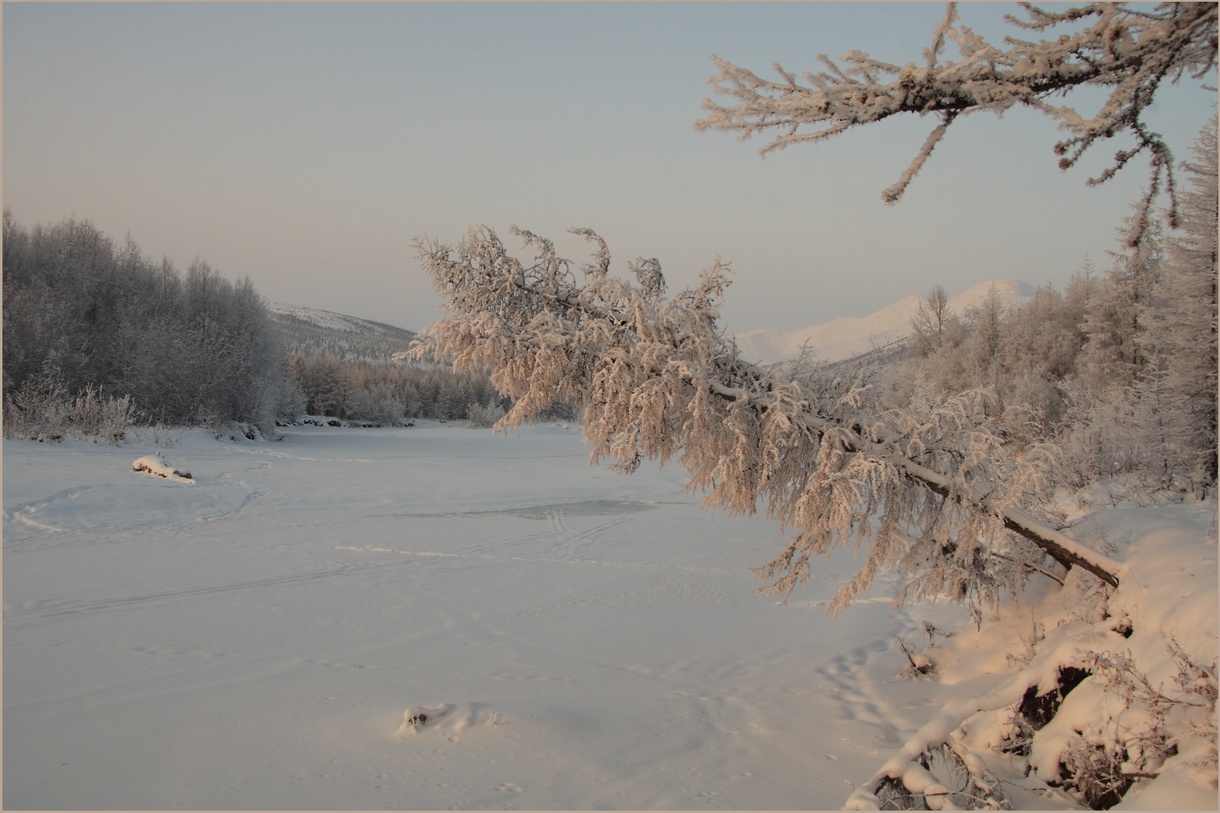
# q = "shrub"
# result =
<box><xmin>4</xmin><ymin>365</ymin><xmax>136</xmax><ymax>443</ymax></box>
<box><xmin>466</xmin><ymin>398</ymin><xmax>506</xmax><ymax>428</ymax></box>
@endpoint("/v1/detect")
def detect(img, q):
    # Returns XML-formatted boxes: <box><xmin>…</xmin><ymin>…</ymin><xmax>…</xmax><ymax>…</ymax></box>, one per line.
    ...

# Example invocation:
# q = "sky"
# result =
<box><xmin>4</xmin><ymin>2</ymin><xmax>1216</xmax><ymax>335</ymax></box>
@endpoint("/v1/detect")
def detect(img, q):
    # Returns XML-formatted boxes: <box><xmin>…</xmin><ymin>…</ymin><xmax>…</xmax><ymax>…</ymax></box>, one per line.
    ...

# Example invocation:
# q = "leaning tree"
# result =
<box><xmin>414</xmin><ymin>225</ymin><xmax>1123</xmax><ymax>614</ymax></box>
<box><xmin>412</xmin><ymin>4</ymin><xmax>1215</xmax><ymax>808</ymax></box>
<box><xmin>413</xmin><ymin>0</ymin><xmax>1218</xmax><ymax>625</ymax></box>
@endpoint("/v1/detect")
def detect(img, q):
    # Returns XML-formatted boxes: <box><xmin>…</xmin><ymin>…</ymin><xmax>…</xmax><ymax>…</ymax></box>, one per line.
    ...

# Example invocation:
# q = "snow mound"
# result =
<box><xmin>131</xmin><ymin>455</ymin><xmax>193</xmax><ymax>483</ymax></box>
<box><xmin>734</xmin><ymin>279</ymin><xmax>1034</xmax><ymax>364</ymax></box>
<box><xmin>394</xmin><ymin>702</ymin><xmax>499</xmax><ymax>742</ymax></box>
<box><xmin>847</xmin><ymin>501</ymin><xmax>1218</xmax><ymax>810</ymax></box>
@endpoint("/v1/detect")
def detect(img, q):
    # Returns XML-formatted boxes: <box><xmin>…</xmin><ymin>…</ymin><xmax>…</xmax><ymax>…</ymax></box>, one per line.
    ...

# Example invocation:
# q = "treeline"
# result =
<box><xmin>287</xmin><ymin>353</ymin><xmax>578</xmax><ymax>426</ymax></box>
<box><xmin>883</xmin><ymin>120</ymin><xmax>1217</xmax><ymax>496</ymax></box>
<box><xmin>291</xmin><ymin>354</ymin><xmax>492</xmax><ymax>424</ymax></box>
<box><xmin>3</xmin><ymin>212</ymin><xmax>296</xmax><ymax>437</ymax></box>
<box><xmin>1</xmin><ymin>210</ymin><xmax>569</xmax><ymax>440</ymax></box>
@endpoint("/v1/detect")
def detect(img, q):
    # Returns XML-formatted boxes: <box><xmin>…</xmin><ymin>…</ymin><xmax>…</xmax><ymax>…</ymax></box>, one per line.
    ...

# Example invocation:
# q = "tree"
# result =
<box><xmin>414</xmin><ymin>227</ymin><xmax>1122</xmax><ymax>608</ymax></box>
<box><xmin>909</xmin><ymin>284</ymin><xmax>957</xmax><ymax>358</ymax></box>
<box><xmin>409</xmin><ymin>9</ymin><xmax>1215</xmax><ymax>806</ymax></box>
<box><xmin>696</xmin><ymin>2</ymin><xmax>1217</xmax><ymax>240</ymax></box>
<box><xmin>1136</xmin><ymin>117</ymin><xmax>1219</xmax><ymax>489</ymax></box>
<box><xmin>3</xmin><ymin>213</ymin><xmax>291</xmax><ymax>434</ymax></box>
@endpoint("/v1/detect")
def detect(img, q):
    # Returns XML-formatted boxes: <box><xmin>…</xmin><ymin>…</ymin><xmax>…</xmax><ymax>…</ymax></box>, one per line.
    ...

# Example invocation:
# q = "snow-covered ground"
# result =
<box><xmin>268</xmin><ymin>303</ymin><xmax>414</xmax><ymax>336</ymax></box>
<box><xmin>4</xmin><ymin>423</ymin><xmax>1214</xmax><ymax>809</ymax></box>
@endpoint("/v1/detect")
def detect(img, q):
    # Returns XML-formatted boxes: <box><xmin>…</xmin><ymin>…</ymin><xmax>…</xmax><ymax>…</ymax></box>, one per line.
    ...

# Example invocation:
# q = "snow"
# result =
<box><xmin>5</xmin><ymin>423</ymin><xmax>947</xmax><ymax>809</ymax></box>
<box><xmin>733</xmin><ymin>279</ymin><xmax>1034</xmax><ymax>365</ymax></box>
<box><xmin>5</xmin><ymin>423</ymin><xmax>1215</xmax><ymax>809</ymax></box>
<box><xmin>848</xmin><ymin>503</ymin><xmax>1218</xmax><ymax>811</ymax></box>
<box><xmin>269</xmin><ymin>302</ymin><xmax>412</xmax><ymax>335</ymax></box>
<box><xmin>131</xmin><ymin>454</ymin><xmax>195</xmax><ymax>483</ymax></box>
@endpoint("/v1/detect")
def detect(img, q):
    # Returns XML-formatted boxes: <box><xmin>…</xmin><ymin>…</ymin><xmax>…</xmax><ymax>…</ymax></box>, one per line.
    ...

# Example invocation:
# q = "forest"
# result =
<box><xmin>886</xmin><ymin>122</ymin><xmax>1217</xmax><ymax>502</ymax></box>
<box><xmin>0</xmin><ymin>210</ymin><xmax>527</xmax><ymax>438</ymax></box>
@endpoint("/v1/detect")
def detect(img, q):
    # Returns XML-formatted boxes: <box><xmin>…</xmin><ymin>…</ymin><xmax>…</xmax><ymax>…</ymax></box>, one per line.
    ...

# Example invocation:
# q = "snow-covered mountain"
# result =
<box><xmin>733</xmin><ymin>279</ymin><xmax>1035</xmax><ymax>365</ymax></box>
<box><xmin>268</xmin><ymin>303</ymin><xmax>417</xmax><ymax>361</ymax></box>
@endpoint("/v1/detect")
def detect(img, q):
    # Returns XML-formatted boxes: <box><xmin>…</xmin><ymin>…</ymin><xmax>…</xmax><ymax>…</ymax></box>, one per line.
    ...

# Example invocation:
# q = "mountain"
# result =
<box><xmin>732</xmin><ymin>279</ymin><xmax>1035</xmax><ymax>365</ymax></box>
<box><xmin>268</xmin><ymin>304</ymin><xmax>417</xmax><ymax>362</ymax></box>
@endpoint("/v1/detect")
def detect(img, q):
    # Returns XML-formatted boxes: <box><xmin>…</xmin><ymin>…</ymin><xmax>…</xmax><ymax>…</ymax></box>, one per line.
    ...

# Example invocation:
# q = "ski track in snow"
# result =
<box><xmin>6</xmin><ymin>560</ymin><xmax>368</xmax><ymax>623</ymax></box>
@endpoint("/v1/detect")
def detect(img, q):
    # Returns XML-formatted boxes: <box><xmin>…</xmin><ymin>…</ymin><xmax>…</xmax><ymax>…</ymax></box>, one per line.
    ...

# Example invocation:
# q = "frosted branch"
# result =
<box><xmin>695</xmin><ymin>2</ymin><xmax>1217</xmax><ymax>232</ymax></box>
<box><xmin>413</xmin><ymin>228</ymin><xmax>1125</xmax><ymax>613</ymax></box>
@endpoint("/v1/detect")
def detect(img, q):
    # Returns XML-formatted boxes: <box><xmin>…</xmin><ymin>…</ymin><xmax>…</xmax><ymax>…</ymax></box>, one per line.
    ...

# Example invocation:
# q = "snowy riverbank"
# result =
<box><xmin>5</xmin><ymin>423</ymin><xmax>1213</xmax><ymax>809</ymax></box>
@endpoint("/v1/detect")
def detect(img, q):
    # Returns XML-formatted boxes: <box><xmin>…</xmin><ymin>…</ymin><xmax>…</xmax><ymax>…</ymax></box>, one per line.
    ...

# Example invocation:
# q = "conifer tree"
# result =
<box><xmin>1138</xmin><ymin>118</ymin><xmax>1219</xmax><ymax>488</ymax></box>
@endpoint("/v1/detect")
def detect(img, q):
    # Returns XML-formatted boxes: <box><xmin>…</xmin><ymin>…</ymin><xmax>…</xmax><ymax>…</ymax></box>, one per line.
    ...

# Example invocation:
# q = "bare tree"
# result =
<box><xmin>910</xmin><ymin>284</ymin><xmax>956</xmax><ymax>358</ymax></box>
<box><xmin>696</xmin><ymin>2</ymin><xmax>1217</xmax><ymax>240</ymax></box>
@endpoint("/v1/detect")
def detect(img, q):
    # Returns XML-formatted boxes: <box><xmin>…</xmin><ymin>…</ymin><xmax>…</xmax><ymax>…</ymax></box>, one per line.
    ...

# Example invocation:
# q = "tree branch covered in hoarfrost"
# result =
<box><xmin>695</xmin><ymin>2</ymin><xmax>1217</xmax><ymax>240</ymax></box>
<box><xmin>413</xmin><ymin>227</ymin><xmax>1123</xmax><ymax>612</ymax></box>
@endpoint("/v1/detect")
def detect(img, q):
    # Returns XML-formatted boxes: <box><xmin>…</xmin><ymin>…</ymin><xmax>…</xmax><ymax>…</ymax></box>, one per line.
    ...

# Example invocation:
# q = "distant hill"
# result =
<box><xmin>268</xmin><ymin>304</ymin><xmax>417</xmax><ymax>362</ymax></box>
<box><xmin>732</xmin><ymin>279</ymin><xmax>1035</xmax><ymax>365</ymax></box>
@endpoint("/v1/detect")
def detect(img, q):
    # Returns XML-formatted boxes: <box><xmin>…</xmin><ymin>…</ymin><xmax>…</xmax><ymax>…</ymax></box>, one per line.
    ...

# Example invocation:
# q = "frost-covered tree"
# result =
<box><xmin>414</xmin><ymin>227</ymin><xmax>1122</xmax><ymax>611</ymax></box>
<box><xmin>1135</xmin><ymin>117</ymin><xmax>1219</xmax><ymax>489</ymax></box>
<box><xmin>696</xmin><ymin>2</ymin><xmax>1217</xmax><ymax>238</ymax></box>
<box><xmin>2</xmin><ymin>213</ymin><xmax>290</xmax><ymax>434</ymax></box>
<box><xmin>411</xmin><ymin>225</ymin><xmax>1214</xmax><ymax>808</ymax></box>
<box><xmin>909</xmin><ymin>285</ymin><xmax>959</xmax><ymax>359</ymax></box>
<box><xmin>408</xmin><ymin>9</ymin><xmax>1215</xmax><ymax>806</ymax></box>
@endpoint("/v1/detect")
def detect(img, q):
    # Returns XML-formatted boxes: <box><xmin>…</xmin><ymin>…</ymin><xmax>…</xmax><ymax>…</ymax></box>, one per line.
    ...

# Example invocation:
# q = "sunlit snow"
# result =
<box><xmin>4</xmin><ymin>423</ymin><xmax>1214</xmax><ymax>809</ymax></box>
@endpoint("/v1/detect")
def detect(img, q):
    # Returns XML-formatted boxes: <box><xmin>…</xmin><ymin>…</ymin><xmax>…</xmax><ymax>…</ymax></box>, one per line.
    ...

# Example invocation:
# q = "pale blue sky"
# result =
<box><xmin>4</xmin><ymin>3</ymin><xmax>1215</xmax><ymax>334</ymax></box>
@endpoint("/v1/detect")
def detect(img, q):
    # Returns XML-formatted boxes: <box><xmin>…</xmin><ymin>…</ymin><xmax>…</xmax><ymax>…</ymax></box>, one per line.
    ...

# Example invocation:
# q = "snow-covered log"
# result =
<box><xmin>132</xmin><ymin>455</ymin><xmax>194</xmax><ymax>483</ymax></box>
<box><xmin>413</xmin><ymin>227</ymin><xmax>1123</xmax><ymax>610</ymax></box>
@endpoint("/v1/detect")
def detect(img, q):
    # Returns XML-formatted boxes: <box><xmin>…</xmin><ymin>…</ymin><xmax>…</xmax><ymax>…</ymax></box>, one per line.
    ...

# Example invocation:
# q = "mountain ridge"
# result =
<box><xmin>268</xmin><ymin>303</ymin><xmax>417</xmax><ymax>362</ymax></box>
<box><xmin>732</xmin><ymin>279</ymin><xmax>1035</xmax><ymax>365</ymax></box>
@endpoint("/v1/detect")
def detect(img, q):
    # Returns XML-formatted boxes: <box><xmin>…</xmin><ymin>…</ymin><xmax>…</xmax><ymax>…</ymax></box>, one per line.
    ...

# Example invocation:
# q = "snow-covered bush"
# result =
<box><xmin>847</xmin><ymin>505</ymin><xmax>1217</xmax><ymax>811</ymax></box>
<box><xmin>466</xmin><ymin>397</ymin><xmax>507</xmax><ymax>428</ymax></box>
<box><xmin>4</xmin><ymin>365</ymin><xmax>135</xmax><ymax>443</ymax></box>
